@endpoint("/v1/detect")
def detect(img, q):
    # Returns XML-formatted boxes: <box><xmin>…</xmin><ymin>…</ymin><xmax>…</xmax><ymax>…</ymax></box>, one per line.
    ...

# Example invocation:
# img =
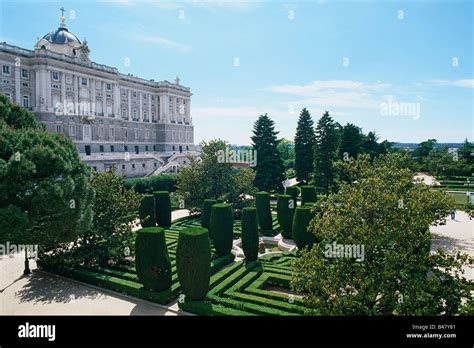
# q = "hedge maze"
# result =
<box><xmin>179</xmin><ymin>252</ymin><xmax>306</xmax><ymax>316</ymax></box>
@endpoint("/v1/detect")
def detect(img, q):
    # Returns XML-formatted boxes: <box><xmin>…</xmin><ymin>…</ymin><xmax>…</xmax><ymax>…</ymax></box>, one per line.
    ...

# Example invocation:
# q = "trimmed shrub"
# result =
<box><xmin>138</xmin><ymin>194</ymin><xmax>155</xmax><ymax>227</ymax></box>
<box><xmin>154</xmin><ymin>191</ymin><xmax>171</xmax><ymax>227</ymax></box>
<box><xmin>277</xmin><ymin>194</ymin><xmax>294</xmax><ymax>239</ymax></box>
<box><xmin>210</xmin><ymin>203</ymin><xmax>234</xmax><ymax>256</ymax></box>
<box><xmin>255</xmin><ymin>191</ymin><xmax>272</xmax><ymax>232</ymax></box>
<box><xmin>176</xmin><ymin>227</ymin><xmax>211</xmax><ymax>300</ymax></box>
<box><xmin>300</xmin><ymin>185</ymin><xmax>316</xmax><ymax>205</ymax></box>
<box><xmin>201</xmin><ymin>199</ymin><xmax>217</xmax><ymax>230</ymax></box>
<box><xmin>292</xmin><ymin>207</ymin><xmax>315</xmax><ymax>250</ymax></box>
<box><xmin>135</xmin><ymin>227</ymin><xmax>172</xmax><ymax>291</ymax></box>
<box><xmin>124</xmin><ymin>173</ymin><xmax>178</xmax><ymax>194</ymax></box>
<box><xmin>285</xmin><ymin>186</ymin><xmax>299</xmax><ymax>209</ymax></box>
<box><xmin>241</xmin><ymin>207</ymin><xmax>259</xmax><ymax>261</ymax></box>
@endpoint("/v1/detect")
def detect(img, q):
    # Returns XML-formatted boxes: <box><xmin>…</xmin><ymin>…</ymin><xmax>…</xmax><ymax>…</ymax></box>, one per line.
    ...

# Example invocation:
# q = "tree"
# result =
<box><xmin>0</xmin><ymin>94</ymin><xmax>94</xmax><ymax>274</ymax></box>
<box><xmin>277</xmin><ymin>138</ymin><xmax>295</xmax><ymax>170</ymax></box>
<box><xmin>413</xmin><ymin>139</ymin><xmax>437</xmax><ymax>164</ymax></box>
<box><xmin>423</xmin><ymin>147</ymin><xmax>471</xmax><ymax>178</ymax></box>
<box><xmin>294</xmin><ymin>108</ymin><xmax>316</xmax><ymax>184</ymax></box>
<box><xmin>338</xmin><ymin>123</ymin><xmax>364</xmax><ymax>160</ymax></box>
<box><xmin>251</xmin><ymin>114</ymin><xmax>285</xmax><ymax>192</ymax></box>
<box><xmin>176</xmin><ymin>139</ymin><xmax>256</xmax><ymax>213</ymax></box>
<box><xmin>76</xmin><ymin>171</ymin><xmax>142</xmax><ymax>265</ymax></box>
<box><xmin>293</xmin><ymin>153</ymin><xmax>472</xmax><ymax>315</ymax></box>
<box><xmin>458</xmin><ymin>138</ymin><xmax>473</xmax><ymax>165</ymax></box>
<box><xmin>313</xmin><ymin>111</ymin><xmax>339</xmax><ymax>195</ymax></box>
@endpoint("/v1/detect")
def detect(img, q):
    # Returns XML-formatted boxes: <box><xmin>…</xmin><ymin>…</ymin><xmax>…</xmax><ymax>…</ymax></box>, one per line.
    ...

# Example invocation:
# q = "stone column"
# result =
<box><xmin>89</xmin><ymin>78</ymin><xmax>94</xmax><ymax>115</ymax></box>
<box><xmin>114</xmin><ymin>84</ymin><xmax>120</xmax><ymax>117</ymax></box>
<box><xmin>139</xmin><ymin>91</ymin><xmax>143</xmax><ymax>122</ymax></box>
<box><xmin>61</xmin><ymin>72</ymin><xmax>66</xmax><ymax>114</ymax></box>
<box><xmin>14</xmin><ymin>67</ymin><xmax>21</xmax><ymax>105</ymax></box>
<box><xmin>102</xmin><ymin>81</ymin><xmax>106</xmax><ymax>116</ymax></box>
<box><xmin>148</xmin><ymin>93</ymin><xmax>152</xmax><ymax>123</ymax></box>
<box><xmin>127</xmin><ymin>89</ymin><xmax>131</xmax><ymax>120</ymax></box>
<box><xmin>45</xmin><ymin>69</ymin><xmax>51</xmax><ymax>111</ymax></box>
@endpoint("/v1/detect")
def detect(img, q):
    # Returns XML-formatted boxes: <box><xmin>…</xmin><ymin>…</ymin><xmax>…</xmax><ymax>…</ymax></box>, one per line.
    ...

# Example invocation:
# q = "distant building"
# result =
<box><xmin>0</xmin><ymin>12</ymin><xmax>196</xmax><ymax>177</ymax></box>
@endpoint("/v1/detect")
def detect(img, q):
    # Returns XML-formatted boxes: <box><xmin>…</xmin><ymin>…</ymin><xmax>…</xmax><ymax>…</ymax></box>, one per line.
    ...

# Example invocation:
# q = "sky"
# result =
<box><xmin>0</xmin><ymin>0</ymin><xmax>472</xmax><ymax>145</ymax></box>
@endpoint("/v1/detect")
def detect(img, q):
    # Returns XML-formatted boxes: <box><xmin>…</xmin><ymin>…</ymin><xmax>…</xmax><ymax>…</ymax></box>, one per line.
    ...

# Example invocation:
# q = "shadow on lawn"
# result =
<box><xmin>15</xmin><ymin>270</ymin><xmax>104</xmax><ymax>304</ymax></box>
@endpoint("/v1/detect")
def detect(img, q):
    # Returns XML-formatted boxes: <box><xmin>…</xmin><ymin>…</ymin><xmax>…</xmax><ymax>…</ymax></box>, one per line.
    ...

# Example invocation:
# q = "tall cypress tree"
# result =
<box><xmin>338</xmin><ymin>123</ymin><xmax>364</xmax><ymax>160</ymax></box>
<box><xmin>251</xmin><ymin>113</ymin><xmax>285</xmax><ymax>192</ymax></box>
<box><xmin>313</xmin><ymin>111</ymin><xmax>339</xmax><ymax>195</ymax></box>
<box><xmin>294</xmin><ymin>108</ymin><xmax>316</xmax><ymax>184</ymax></box>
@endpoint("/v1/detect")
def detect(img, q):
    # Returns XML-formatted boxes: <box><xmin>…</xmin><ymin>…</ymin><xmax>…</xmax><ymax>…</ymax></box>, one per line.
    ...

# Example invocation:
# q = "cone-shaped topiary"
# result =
<box><xmin>210</xmin><ymin>203</ymin><xmax>234</xmax><ymax>256</ymax></box>
<box><xmin>300</xmin><ymin>185</ymin><xmax>316</xmax><ymax>206</ymax></box>
<box><xmin>154</xmin><ymin>191</ymin><xmax>171</xmax><ymax>227</ymax></box>
<box><xmin>138</xmin><ymin>194</ymin><xmax>156</xmax><ymax>227</ymax></box>
<box><xmin>201</xmin><ymin>199</ymin><xmax>217</xmax><ymax>230</ymax></box>
<box><xmin>277</xmin><ymin>194</ymin><xmax>294</xmax><ymax>239</ymax></box>
<box><xmin>292</xmin><ymin>206</ymin><xmax>315</xmax><ymax>249</ymax></box>
<box><xmin>176</xmin><ymin>227</ymin><xmax>211</xmax><ymax>300</ymax></box>
<box><xmin>285</xmin><ymin>186</ymin><xmax>299</xmax><ymax>210</ymax></box>
<box><xmin>135</xmin><ymin>227</ymin><xmax>172</xmax><ymax>291</ymax></box>
<box><xmin>255</xmin><ymin>191</ymin><xmax>272</xmax><ymax>232</ymax></box>
<box><xmin>241</xmin><ymin>207</ymin><xmax>259</xmax><ymax>261</ymax></box>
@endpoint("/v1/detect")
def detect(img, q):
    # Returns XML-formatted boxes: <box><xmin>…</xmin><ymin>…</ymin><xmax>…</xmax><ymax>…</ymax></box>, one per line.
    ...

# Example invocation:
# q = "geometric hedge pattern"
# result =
<box><xmin>179</xmin><ymin>253</ymin><xmax>306</xmax><ymax>316</ymax></box>
<box><xmin>41</xmin><ymin>215</ymin><xmax>303</xmax><ymax>315</ymax></box>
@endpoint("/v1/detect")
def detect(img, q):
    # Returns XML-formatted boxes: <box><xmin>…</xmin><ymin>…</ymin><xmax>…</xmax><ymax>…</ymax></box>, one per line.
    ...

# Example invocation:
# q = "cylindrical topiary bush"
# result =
<box><xmin>285</xmin><ymin>186</ymin><xmax>299</xmax><ymax>210</ymax></box>
<box><xmin>277</xmin><ymin>194</ymin><xmax>294</xmax><ymax>239</ymax></box>
<box><xmin>300</xmin><ymin>185</ymin><xmax>316</xmax><ymax>206</ymax></box>
<box><xmin>241</xmin><ymin>207</ymin><xmax>259</xmax><ymax>261</ymax></box>
<box><xmin>210</xmin><ymin>203</ymin><xmax>234</xmax><ymax>256</ymax></box>
<box><xmin>255</xmin><ymin>191</ymin><xmax>272</xmax><ymax>232</ymax></box>
<box><xmin>201</xmin><ymin>199</ymin><xmax>217</xmax><ymax>230</ymax></box>
<box><xmin>135</xmin><ymin>227</ymin><xmax>172</xmax><ymax>291</ymax></box>
<box><xmin>176</xmin><ymin>227</ymin><xmax>211</xmax><ymax>300</ymax></box>
<box><xmin>154</xmin><ymin>191</ymin><xmax>171</xmax><ymax>227</ymax></box>
<box><xmin>138</xmin><ymin>194</ymin><xmax>156</xmax><ymax>227</ymax></box>
<box><xmin>292</xmin><ymin>207</ymin><xmax>315</xmax><ymax>250</ymax></box>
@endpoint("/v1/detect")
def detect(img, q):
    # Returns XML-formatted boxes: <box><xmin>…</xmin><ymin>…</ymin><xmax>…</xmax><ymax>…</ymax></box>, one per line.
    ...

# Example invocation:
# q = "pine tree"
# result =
<box><xmin>313</xmin><ymin>111</ymin><xmax>339</xmax><ymax>195</ymax></box>
<box><xmin>294</xmin><ymin>108</ymin><xmax>316</xmax><ymax>183</ymax></box>
<box><xmin>338</xmin><ymin>123</ymin><xmax>364</xmax><ymax>160</ymax></box>
<box><xmin>251</xmin><ymin>113</ymin><xmax>285</xmax><ymax>192</ymax></box>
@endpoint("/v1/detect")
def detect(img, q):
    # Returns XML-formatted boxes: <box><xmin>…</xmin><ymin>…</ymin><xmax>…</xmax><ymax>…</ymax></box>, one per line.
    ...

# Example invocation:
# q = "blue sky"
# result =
<box><xmin>1</xmin><ymin>0</ymin><xmax>472</xmax><ymax>145</ymax></box>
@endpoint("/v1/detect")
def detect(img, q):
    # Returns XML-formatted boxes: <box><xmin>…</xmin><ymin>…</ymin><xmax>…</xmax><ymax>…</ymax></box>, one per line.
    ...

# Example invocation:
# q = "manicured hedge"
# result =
<box><xmin>201</xmin><ymin>199</ymin><xmax>217</xmax><ymax>231</ymax></box>
<box><xmin>154</xmin><ymin>191</ymin><xmax>171</xmax><ymax>227</ymax></box>
<box><xmin>135</xmin><ymin>227</ymin><xmax>172</xmax><ymax>291</ymax></box>
<box><xmin>124</xmin><ymin>173</ymin><xmax>178</xmax><ymax>194</ymax></box>
<box><xmin>276</xmin><ymin>194</ymin><xmax>294</xmax><ymax>239</ymax></box>
<box><xmin>241</xmin><ymin>207</ymin><xmax>259</xmax><ymax>261</ymax></box>
<box><xmin>138</xmin><ymin>194</ymin><xmax>155</xmax><ymax>227</ymax></box>
<box><xmin>292</xmin><ymin>207</ymin><xmax>315</xmax><ymax>250</ymax></box>
<box><xmin>176</xmin><ymin>227</ymin><xmax>211</xmax><ymax>300</ymax></box>
<box><xmin>210</xmin><ymin>203</ymin><xmax>234</xmax><ymax>257</ymax></box>
<box><xmin>285</xmin><ymin>186</ymin><xmax>298</xmax><ymax>209</ymax></box>
<box><xmin>300</xmin><ymin>185</ymin><xmax>316</xmax><ymax>206</ymax></box>
<box><xmin>255</xmin><ymin>191</ymin><xmax>272</xmax><ymax>233</ymax></box>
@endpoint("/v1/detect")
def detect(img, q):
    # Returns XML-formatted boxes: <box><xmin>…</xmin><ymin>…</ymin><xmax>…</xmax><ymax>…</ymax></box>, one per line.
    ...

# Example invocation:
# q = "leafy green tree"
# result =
<box><xmin>0</xmin><ymin>94</ymin><xmax>94</xmax><ymax>274</ymax></box>
<box><xmin>458</xmin><ymin>138</ymin><xmax>473</xmax><ymax>165</ymax></box>
<box><xmin>313</xmin><ymin>111</ymin><xmax>339</xmax><ymax>195</ymax></box>
<box><xmin>423</xmin><ymin>147</ymin><xmax>471</xmax><ymax>178</ymax></box>
<box><xmin>294</xmin><ymin>108</ymin><xmax>316</xmax><ymax>183</ymax></box>
<box><xmin>413</xmin><ymin>139</ymin><xmax>438</xmax><ymax>164</ymax></box>
<box><xmin>77</xmin><ymin>171</ymin><xmax>142</xmax><ymax>265</ymax></box>
<box><xmin>251</xmin><ymin>114</ymin><xmax>285</xmax><ymax>192</ymax></box>
<box><xmin>293</xmin><ymin>153</ymin><xmax>472</xmax><ymax>315</ymax></box>
<box><xmin>277</xmin><ymin>138</ymin><xmax>295</xmax><ymax>170</ymax></box>
<box><xmin>338</xmin><ymin>123</ymin><xmax>364</xmax><ymax>160</ymax></box>
<box><xmin>177</xmin><ymin>139</ymin><xmax>256</xmax><ymax>213</ymax></box>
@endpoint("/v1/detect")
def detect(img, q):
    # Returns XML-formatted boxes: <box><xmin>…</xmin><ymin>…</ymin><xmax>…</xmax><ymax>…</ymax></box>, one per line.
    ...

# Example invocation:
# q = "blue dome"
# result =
<box><xmin>42</xmin><ymin>27</ymin><xmax>81</xmax><ymax>45</ymax></box>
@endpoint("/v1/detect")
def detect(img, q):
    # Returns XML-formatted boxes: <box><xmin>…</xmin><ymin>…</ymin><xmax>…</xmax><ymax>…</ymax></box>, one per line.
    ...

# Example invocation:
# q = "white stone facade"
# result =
<box><xmin>0</xmin><ymin>18</ymin><xmax>196</xmax><ymax>177</ymax></box>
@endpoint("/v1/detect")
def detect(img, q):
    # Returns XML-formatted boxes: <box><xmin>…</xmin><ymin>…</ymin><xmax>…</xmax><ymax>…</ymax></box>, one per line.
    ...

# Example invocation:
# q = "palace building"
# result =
<box><xmin>0</xmin><ymin>12</ymin><xmax>196</xmax><ymax>177</ymax></box>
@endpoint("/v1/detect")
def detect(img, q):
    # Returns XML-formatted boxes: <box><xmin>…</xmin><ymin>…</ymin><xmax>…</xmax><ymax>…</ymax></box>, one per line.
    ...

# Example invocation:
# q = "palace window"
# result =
<box><xmin>22</xmin><ymin>82</ymin><xmax>29</xmax><ymax>87</ymax></box>
<box><xmin>22</xmin><ymin>95</ymin><xmax>29</xmax><ymax>108</ymax></box>
<box><xmin>106</xmin><ymin>83</ymin><xmax>112</xmax><ymax>91</ymax></box>
<box><xmin>134</xmin><ymin>129</ymin><xmax>138</xmax><ymax>140</ymax></box>
<box><xmin>4</xmin><ymin>92</ymin><xmax>11</xmax><ymax>102</ymax></box>
<box><xmin>121</xmin><ymin>89</ymin><xmax>126</xmax><ymax>96</ymax></box>
<box><xmin>21</xmin><ymin>69</ymin><xmax>29</xmax><ymax>79</ymax></box>
<box><xmin>56</xmin><ymin>124</ymin><xmax>62</xmax><ymax>133</ymax></box>
<box><xmin>110</xmin><ymin>127</ymin><xmax>115</xmax><ymax>138</ymax></box>
<box><xmin>143</xmin><ymin>111</ymin><xmax>148</xmax><ymax>120</ymax></box>
<box><xmin>133</xmin><ymin>91</ymin><xmax>137</xmax><ymax>98</ymax></box>
<box><xmin>69</xmin><ymin>124</ymin><xmax>76</xmax><ymax>137</ymax></box>
<box><xmin>143</xmin><ymin>94</ymin><xmax>147</xmax><ymax>100</ymax></box>
<box><xmin>133</xmin><ymin>109</ymin><xmax>138</xmax><ymax>120</ymax></box>
<box><xmin>100</xmin><ymin>145</ymin><xmax>104</xmax><ymax>152</ymax></box>
<box><xmin>81</xmin><ymin>78</ymin><xmax>87</xmax><ymax>86</ymax></box>
<box><xmin>51</xmin><ymin>71</ymin><xmax>60</xmax><ymax>81</ymax></box>
<box><xmin>110</xmin><ymin>145</ymin><xmax>115</xmax><ymax>152</ymax></box>
<box><xmin>2</xmin><ymin>65</ymin><xmax>11</xmax><ymax>76</ymax></box>
<box><xmin>122</xmin><ymin>109</ymin><xmax>127</xmax><ymax>118</ymax></box>
<box><xmin>99</xmin><ymin>126</ymin><xmax>105</xmax><ymax>138</ymax></box>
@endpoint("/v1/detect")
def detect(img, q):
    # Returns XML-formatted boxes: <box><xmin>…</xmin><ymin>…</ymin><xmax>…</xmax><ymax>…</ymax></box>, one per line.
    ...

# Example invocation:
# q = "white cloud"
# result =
<box><xmin>429</xmin><ymin>79</ymin><xmax>474</xmax><ymax>89</ymax></box>
<box><xmin>139</xmin><ymin>34</ymin><xmax>190</xmax><ymax>52</ymax></box>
